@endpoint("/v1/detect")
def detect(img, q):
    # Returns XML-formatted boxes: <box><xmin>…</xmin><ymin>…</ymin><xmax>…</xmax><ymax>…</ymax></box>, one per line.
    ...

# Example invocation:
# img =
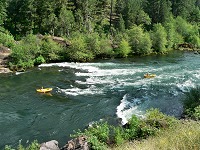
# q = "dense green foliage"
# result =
<box><xmin>0</xmin><ymin>0</ymin><xmax>200</xmax><ymax>70</ymax></box>
<box><xmin>183</xmin><ymin>87</ymin><xmax>200</xmax><ymax>120</ymax></box>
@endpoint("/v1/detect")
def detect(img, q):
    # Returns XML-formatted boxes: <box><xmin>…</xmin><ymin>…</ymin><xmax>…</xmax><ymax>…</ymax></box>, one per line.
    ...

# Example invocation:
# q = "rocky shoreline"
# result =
<box><xmin>0</xmin><ymin>45</ymin><xmax>12</xmax><ymax>73</ymax></box>
<box><xmin>40</xmin><ymin>136</ymin><xmax>89</xmax><ymax>150</ymax></box>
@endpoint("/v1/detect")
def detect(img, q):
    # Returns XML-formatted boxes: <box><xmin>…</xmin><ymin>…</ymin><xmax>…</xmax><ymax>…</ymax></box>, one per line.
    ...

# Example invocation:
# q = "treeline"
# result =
<box><xmin>0</xmin><ymin>0</ymin><xmax>200</xmax><ymax>70</ymax></box>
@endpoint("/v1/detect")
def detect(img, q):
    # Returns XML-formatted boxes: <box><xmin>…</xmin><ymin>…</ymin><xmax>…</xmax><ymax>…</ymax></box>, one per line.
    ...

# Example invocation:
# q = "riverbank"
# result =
<box><xmin>110</xmin><ymin>119</ymin><xmax>200</xmax><ymax>150</ymax></box>
<box><xmin>0</xmin><ymin>45</ymin><xmax>12</xmax><ymax>73</ymax></box>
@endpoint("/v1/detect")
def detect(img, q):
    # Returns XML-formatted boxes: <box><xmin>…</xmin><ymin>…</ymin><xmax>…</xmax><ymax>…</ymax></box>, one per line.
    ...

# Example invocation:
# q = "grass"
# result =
<box><xmin>110</xmin><ymin>120</ymin><xmax>200</xmax><ymax>150</ymax></box>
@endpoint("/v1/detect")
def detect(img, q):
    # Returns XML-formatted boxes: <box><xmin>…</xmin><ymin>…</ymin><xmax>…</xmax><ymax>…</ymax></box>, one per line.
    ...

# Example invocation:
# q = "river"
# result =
<box><xmin>0</xmin><ymin>51</ymin><xmax>199</xmax><ymax>148</ymax></box>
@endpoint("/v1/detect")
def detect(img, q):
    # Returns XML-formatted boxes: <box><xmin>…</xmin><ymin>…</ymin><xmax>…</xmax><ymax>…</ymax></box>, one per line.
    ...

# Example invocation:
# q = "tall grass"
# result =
<box><xmin>111</xmin><ymin>120</ymin><xmax>200</xmax><ymax>150</ymax></box>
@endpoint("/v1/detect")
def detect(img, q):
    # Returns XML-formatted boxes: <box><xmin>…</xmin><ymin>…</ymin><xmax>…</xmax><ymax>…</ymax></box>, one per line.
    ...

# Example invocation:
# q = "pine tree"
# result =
<box><xmin>171</xmin><ymin>0</ymin><xmax>196</xmax><ymax>20</ymax></box>
<box><xmin>145</xmin><ymin>0</ymin><xmax>172</xmax><ymax>24</ymax></box>
<box><xmin>6</xmin><ymin>0</ymin><xmax>35</xmax><ymax>37</ymax></box>
<box><xmin>58</xmin><ymin>6</ymin><xmax>75</xmax><ymax>36</ymax></box>
<box><xmin>0</xmin><ymin>0</ymin><xmax>7</xmax><ymax>28</ymax></box>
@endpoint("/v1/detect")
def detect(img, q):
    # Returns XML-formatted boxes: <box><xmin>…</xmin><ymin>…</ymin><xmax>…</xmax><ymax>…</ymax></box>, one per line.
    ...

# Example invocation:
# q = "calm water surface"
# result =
<box><xmin>0</xmin><ymin>51</ymin><xmax>200</xmax><ymax>148</ymax></box>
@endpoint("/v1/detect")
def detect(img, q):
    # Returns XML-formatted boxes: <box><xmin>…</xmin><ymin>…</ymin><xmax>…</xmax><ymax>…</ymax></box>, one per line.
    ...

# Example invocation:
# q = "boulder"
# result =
<box><xmin>0</xmin><ymin>45</ymin><xmax>11</xmax><ymax>73</ymax></box>
<box><xmin>61</xmin><ymin>136</ymin><xmax>89</xmax><ymax>150</ymax></box>
<box><xmin>40</xmin><ymin>140</ymin><xmax>60</xmax><ymax>150</ymax></box>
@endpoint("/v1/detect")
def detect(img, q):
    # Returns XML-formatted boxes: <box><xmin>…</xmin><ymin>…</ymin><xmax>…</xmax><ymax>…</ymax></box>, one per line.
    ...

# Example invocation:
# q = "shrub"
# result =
<box><xmin>183</xmin><ymin>87</ymin><xmax>200</xmax><ymax>111</ymax></box>
<box><xmin>124</xmin><ymin>115</ymin><xmax>141</xmax><ymax>140</ymax></box>
<box><xmin>72</xmin><ymin>122</ymin><xmax>110</xmax><ymax>150</ymax></box>
<box><xmin>113</xmin><ymin>126</ymin><xmax>125</xmax><ymax>145</ymax></box>
<box><xmin>175</xmin><ymin>16</ymin><xmax>200</xmax><ymax>47</ymax></box>
<box><xmin>189</xmin><ymin>35</ymin><xmax>200</xmax><ymax>48</ymax></box>
<box><xmin>85</xmin><ymin>33</ymin><xmax>101</xmax><ymax>56</ymax></box>
<box><xmin>151</xmin><ymin>23</ymin><xmax>168</xmax><ymax>53</ymax></box>
<box><xmin>34</xmin><ymin>55</ymin><xmax>46</xmax><ymax>65</ymax></box>
<box><xmin>145</xmin><ymin>108</ymin><xmax>177</xmax><ymax>129</ymax></box>
<box><xmin>8</xmin><ymin>34</ymin><xmax>42</xmax><ymax>70</ymax></box>
<box><xmin>0</xmin><ymin>31</ymin><xmax>15</xmax><ymax>48</ymax></box>
<box><xmin>183</xmin><ymin>87</ymin><xmax>200</xmax><ymax>119</ymax></box>
<box><xmin>127</xmin><ymin>25</ymin><xmax>152</xmax><ymax>55</ymax></box>
<box><xmin>97</xmin><ymin>38</ymin><xmax>114</xmax><ymax>58</ymax></box>
<box><xmin>164</xmin><ymin>16</ymin><xmax>178</xmax><ymax>49</ymax></box>
<box><xmin>192</xmin><ymin>105</ymin><xmax>200</xmax><ymax>120</ymax></box>
<box><xmin>67</xmin><ymin>35</ymin><xmax>94</xmax><ymax>62</ymax></box>
<box><xmin>41</xmin><ymin>38</ymin><xmax>63</xmax><ymax>62</ymax></box>
<box><xmin>116</xmin><ymin>39</ymin><xmax>131</xmax><ymax>58</ymax></box>
<box><xmin>87</xmin><ymin>122</ymin><xmax>110</xmax><ymax>144</ymax></box>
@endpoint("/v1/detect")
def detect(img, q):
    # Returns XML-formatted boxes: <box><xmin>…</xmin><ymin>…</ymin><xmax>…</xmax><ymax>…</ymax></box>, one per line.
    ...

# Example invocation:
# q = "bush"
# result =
<box><xmin>72</xmin><ymin>122</ymin><xmax>110</xmax><ymax>150</ymax></box>
<box><xmin>116</xmin><ymin>39</ymin><xmax>131</xmax><ymax>58</ymax></box>
<box><xmin>41</xmin><ymin>38</ymin><xmax>64</xmax><ymax>62</ymax></box>
<box><xmin>97</xmin><ymin>38</ymin><xmax>114</xmax><ymax>58</ymax></box>
<box><xmin>85</xmin><ymin>33</ymin><xmax>101</xmax><ymax>56</ymax></box>
<box><xmin>192</xmin><ymin>105</ymin><xmax>200</xmax><ymax>120</ymax></box>
<box><xmin>9</xmin><ymin>34</ymin><xmax>42</xmax><ymax>70</ymax></box>
<box><xmin>151</xmin><ymin>23</ymin><xmax>168</xmax><ymax>53</ymax></box>
<box><xmin>67</xmin><ymin>34</ymin><xmax>94</xmax><ymax>62</ymax></box>
<box><xmin>124</xmin><ymin>115</ymin><xmax>142</xmax><ymax>140</ymax></box>
<box><xmin>34</xmin><ymin>55</ymin><xmax>46</xmax><ymax>65</ymax></box>
<box><xmin>183</xmin><ymin>87</ymin><xmax>200</xmax><ymax>119</ymax></box>
<box><xmin>189</xmin><ymin>35</ymin><xmax>200</xmax><ymax>48</ymax></box>
<box><xmin>145</xmin><ymin>108</ymin><xmax>177</xmax><ymax>129</ymax></box>
<box><xmin>164</xmin><ymin>16</ymin><xmax>180</xmax><ymax>49</ymax></box>
<box><xmin>113</xmin><ymin>126</ymin><xmax>125</xmax><ymax>145</ymax></box>
<box><xmin>0</xmin><ymin>31</ymin><xmax>15</xmax><ymax>48</ymax></box>
<box><xmin>175</xmin><ymin>16</ymin><xmax>200</xmax><ymax>47</ymax></box>
<box><xmin>183</xmin><ymin>87</ymin><xmax>200</xmax><ymax>111</ymax></box>
<box><xmin>127</xmin><ymin>25</ymin><xmax>152</xmax><ymax>55</ymax></box>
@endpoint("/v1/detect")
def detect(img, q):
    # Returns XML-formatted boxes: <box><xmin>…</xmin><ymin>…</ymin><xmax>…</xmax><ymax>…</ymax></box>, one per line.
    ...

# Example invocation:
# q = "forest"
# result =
<box><xmin>0</xmin><ymin>0</ymin><xmax>200</xmax><ymax>70</ymax></box>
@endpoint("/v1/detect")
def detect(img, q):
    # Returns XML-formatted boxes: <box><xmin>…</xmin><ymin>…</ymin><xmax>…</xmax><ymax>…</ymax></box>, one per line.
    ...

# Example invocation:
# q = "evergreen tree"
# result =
<box><xmin>42</xmin><ymin>13</ymin><xmax>58</xmax><ymax>36</ymax></box>
<box><xmin>0</xmin><ymin>0</ymin><xmax>7</xmax><ymax>28</ymax></box>
<box><xmin>117</xmin><ymin>14</ymin><xmax>125</xmax><ymax>32</ymax></box>
<box><xmin>58</xmin><ymin>6</ymin><xmax>75</xmax><ymax>36</ymax></box>
<box><xmin>6</xmin><ymin>0</ymin><xmax>35</xmax><ymax>37</ymax></box>
<box><xmin>32</xmin><ymin>0</ymin><xmax>54</xmax><ymax>34</ymax></box>
<box><xmin>145</xmin><ymin>0</ymin><xmax>172</xmax><ymax>24</ymax></box>
<box><xmin>171</xmin><ymin>0</ymin><xmax>196</xmax><ymax>20</ymax></box>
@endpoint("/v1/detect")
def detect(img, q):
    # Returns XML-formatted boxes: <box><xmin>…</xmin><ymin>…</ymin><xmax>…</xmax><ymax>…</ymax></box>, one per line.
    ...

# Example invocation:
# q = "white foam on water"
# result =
<box><xmin>176</xmin><ymin>79</ymin><xmax>196</xmax><ymax>92</ymax></box>
<box><xmin>116</xmin><ymin>94</ymin><xmax>144</xmax><ymax>125</ymax></box>
<box><xmin>58</xmin><ymin>85</ymin><xmax>104</xmax><ymax>96</ymax></box>
<box><xmin>192</xmin><ymin>70</ymin><xmax>200</xmax><ymax>79</ymax></box>
<box><xmin>39</xmin><ymin>62</ymin><xmax>99</xmax><ymax>72</ymax></box>
<box><xmin>75</xmin><ymin>68</ymin><xmax>143</xmax><ymax>77</ymax></box>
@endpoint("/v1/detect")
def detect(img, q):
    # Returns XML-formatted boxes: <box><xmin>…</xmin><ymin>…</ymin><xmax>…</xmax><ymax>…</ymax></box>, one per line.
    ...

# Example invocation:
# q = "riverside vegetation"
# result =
<box><xmin>0</xmin><ymin>0</ymin><xmax>200</xmax><ymax>71</ymax></box>
<box><xmin>4</xmin><ymin>87</ymin><xmax>200</xmax><ymax>150</ymax></box>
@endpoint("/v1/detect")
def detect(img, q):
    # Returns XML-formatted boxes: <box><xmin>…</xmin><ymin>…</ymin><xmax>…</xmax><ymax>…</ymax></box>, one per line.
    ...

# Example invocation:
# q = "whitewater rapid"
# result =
<box><xmin>39</xmin><ymin>53</ymin><xmax>200</xmax><ymax>125</ymax></box>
